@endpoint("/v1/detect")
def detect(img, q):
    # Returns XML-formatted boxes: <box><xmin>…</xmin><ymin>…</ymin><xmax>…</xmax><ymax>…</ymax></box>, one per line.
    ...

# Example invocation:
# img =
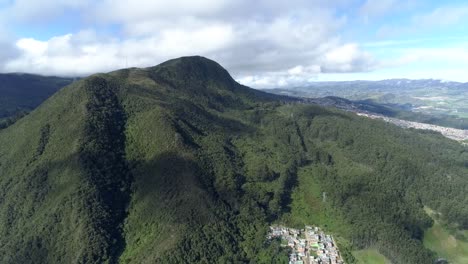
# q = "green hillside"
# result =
<box><xmin>1</xmin><ymin>56</ymin><xmax>467</xmax><ymax>263</ymax></box>
<box><xmin>353</xmin><ymin>249</ymin><xmax>391</xmax><ymax>264</ymax></box>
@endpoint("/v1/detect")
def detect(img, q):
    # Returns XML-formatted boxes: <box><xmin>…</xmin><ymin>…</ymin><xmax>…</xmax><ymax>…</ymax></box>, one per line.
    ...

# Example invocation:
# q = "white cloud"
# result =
<box><xmin>95</xmin><ymin>0</ymin><xmax>233</xmax><ymax>24</ymax></box>
<box><xmin>235</xmin><ymin>42</ymin><xmax>379</xmax><ymax>88</ymax></box>
<box><xmin>321</xmin><ymin>43</ymin><xmax>376</xmax><ymax>73</ymax></box>
<box><xmin>3</xmin><ymin>0</ymin><xmax>92</xmax><ymax>22</ymax></box>
<box><xmin>3</xmin><ymin>25</ymin><xmax>237</xmax><ymax>76</ymax></box>
<box><xmin>5</xmin><ymin>34</ymin><xmax>117</xmax><ymax>76</ymax></box>
<box><xmin>237</xmin><ymin>71</ymin><xmax>320</xmax><ymax>89</ymax></box>
<box><xmin>0</xmin><ymin>24</ymin><xmax>19</xmax><ymax>68</ymax></box>
<box><xmin>359</xmin><ymin>0</ymin><xmax>422</xmax><ymax>22</ymax></box>
<box><xmin>389</xmin><ymin>46</ymin><xmax>468</xmax><ymax>65</ymax></box>
<box><xmin>377</xmin><ymin>4</ymin><xmax>468</xmax><ymax>38</ymax></box>
<box><xmin>349</xmin><ymin>43</ymin><xmax>468</xmax><ymax>83</ymax></box>
<box><xmin>360</xmin><ymin>0</ymin><xmax>397</xmax><ymax>19</ymax></box>
<box><xmin>412</xmin><ymin>6</ymin><xmax>468</xmax><ymax>27</ymax></box>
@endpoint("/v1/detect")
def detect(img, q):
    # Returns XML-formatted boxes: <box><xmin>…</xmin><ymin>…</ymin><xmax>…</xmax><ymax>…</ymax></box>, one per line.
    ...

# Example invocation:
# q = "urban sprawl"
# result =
<box><xmin>268</xmin><ymin>225</ymin><xmax>344</xmax><ymax>264</ymax></box>
<box><xmin>356</xmin><ymin>112</ymin><xmax>468</xmax><ymax>142</ymax></box>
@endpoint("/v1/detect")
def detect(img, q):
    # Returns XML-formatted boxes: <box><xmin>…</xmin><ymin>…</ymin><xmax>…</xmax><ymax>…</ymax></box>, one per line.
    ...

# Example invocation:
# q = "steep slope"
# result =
<box><xmin>0</xmin><ymin>56</ymin><xmax>467</xmax><ymax>264</ymax></box>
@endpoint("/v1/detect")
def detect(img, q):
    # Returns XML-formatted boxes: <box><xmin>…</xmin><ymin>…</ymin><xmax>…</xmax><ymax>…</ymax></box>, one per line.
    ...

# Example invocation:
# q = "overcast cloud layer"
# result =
<box><xmin>0</xmin><ymin>0</ymin><xmax>468</xmax><ymax>88</ymax></box>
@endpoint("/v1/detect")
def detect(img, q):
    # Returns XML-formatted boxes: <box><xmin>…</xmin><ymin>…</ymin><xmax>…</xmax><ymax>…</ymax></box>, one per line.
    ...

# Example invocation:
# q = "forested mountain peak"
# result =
<box><xmin>153</xmin><ymin>56</ymin><xmax>237</xmax><ymax>86</ymax></box>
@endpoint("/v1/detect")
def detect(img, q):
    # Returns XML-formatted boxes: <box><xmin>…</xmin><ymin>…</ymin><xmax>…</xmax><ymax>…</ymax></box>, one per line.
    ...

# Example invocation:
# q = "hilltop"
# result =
<box><xmin>0</xmin><ymin>56</ymin><xmax>467</xmax><ymax>263</ymax></box>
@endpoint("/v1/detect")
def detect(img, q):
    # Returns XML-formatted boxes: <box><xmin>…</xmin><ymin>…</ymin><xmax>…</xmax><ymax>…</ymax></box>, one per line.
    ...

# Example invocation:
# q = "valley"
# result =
<box><xmin>355</xmin><ymin>112</ymin><xmax>468</xmax><ymax>143</ymax></box>
<box><xmin>267</xmin><ymin>80</ymin><xmax>468</xmax><ymax>130</ymax></box>
<box><xmin>292</xmin><ymin>96</ymin><xmax>468</xmax><ymax>143</ymax></box>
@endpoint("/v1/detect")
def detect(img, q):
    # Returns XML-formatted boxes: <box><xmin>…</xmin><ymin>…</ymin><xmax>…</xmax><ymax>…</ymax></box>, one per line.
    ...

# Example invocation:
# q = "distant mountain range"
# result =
<box><xmin>266</xmin><ymin>79</ymin><xmax>468</xmax><ymax>129</ymax></box>
<box><xmin>0</xmin><ymin>73</ymin><xmax>74</xmax><ymax>127</ymax></box>
<box><xmin>268</xmin><ymin>79</ymin><xmax>468</xmax><ymax>96</ymax></box>
<box><xmin>265</xmin><ymin>79</ymin><xmax>468</xmax><ymax>104</ymax></box>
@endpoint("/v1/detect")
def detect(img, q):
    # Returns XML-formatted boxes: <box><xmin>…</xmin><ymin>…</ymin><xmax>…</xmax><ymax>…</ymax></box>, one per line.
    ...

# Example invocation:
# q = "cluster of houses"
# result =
<box><xmin>268</xmin><ymin>225</ymin><xmax>344</xmax><ymax>264</ymax></box>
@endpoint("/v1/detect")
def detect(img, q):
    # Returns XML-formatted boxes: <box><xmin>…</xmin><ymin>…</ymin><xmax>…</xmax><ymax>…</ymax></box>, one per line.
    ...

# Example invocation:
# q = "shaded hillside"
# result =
<box><xmin>0</xmin><ymin>73</ymin><xmax>74</xmax><ymax>128</ymax></box>
<box><xmin>0</xmin><ymin>56</ymin><xmax>467</xmax><ymax>264</ymax></box>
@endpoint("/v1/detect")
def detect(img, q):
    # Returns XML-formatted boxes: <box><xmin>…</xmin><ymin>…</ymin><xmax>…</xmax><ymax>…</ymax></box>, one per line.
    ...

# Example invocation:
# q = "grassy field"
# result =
<box><xmin>424</xmin><ymin>208</ymin><xmax>468</xmax><ymax>264</ymax></box>
<box><xmin>353</xmin><ymin>249</ymin><xmax>391</xmax><ymax>264</ymax></box>
<box><xmin>282</xmin><ymin>164</ymin><xmax>351</xmax><ymax>235</ymax></box>
<box><xmin>424</xmin><ymin>222</ymin><xmax>468</xmax><ymax>264</ymax></box>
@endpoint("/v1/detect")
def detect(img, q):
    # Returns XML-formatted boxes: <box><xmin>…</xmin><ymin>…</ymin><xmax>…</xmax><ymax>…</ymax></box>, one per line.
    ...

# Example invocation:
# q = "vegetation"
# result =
<box><xmin>76</xmin><ymin>76</ymin><xmax>132</xmax><ymax>262</ymax></box>
<box><xmin>0</xmin><ymin>111</ymin><xmax>29</xmax><ymax>129</ymax></box>
<box><xmin>0</xmin><ymin>56</ymin><xmax>467</xmax><ymax>263</ymax></box>
<box><xmin>424</xmin><ymin>208</ymin><xmax>468</xmax><ymax>264</ymax></box>
<box><xmin>353</xmin><ymin>249</ymin><xmax>391</xmax><ymax>264</ymax></box>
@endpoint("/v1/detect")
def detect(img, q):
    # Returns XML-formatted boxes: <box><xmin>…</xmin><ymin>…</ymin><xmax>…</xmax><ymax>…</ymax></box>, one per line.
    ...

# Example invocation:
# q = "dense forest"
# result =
<box><xmin>0</xmin><ymin>56</ymin><xmax>467</xmax><ymax>263</ymax></box>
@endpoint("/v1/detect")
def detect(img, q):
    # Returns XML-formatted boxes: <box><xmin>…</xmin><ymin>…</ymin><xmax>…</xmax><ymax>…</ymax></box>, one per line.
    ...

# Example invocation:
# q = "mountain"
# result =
<box><xmin>0</xmin><ymin>73</ymin><xmax>74</xmax><ymax>128</ymax></box>
<box><xmin>1</xmin><ymin>56</ymin><xmax>467</xmax><ymax>264</ymax></box>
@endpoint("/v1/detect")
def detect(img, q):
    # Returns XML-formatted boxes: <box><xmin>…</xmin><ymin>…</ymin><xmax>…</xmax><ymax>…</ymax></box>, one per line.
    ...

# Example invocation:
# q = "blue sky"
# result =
<box><xmin>0</xmin><ymin>0</ymin><xmax>467</xmax><ymax>88</ymax></box>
